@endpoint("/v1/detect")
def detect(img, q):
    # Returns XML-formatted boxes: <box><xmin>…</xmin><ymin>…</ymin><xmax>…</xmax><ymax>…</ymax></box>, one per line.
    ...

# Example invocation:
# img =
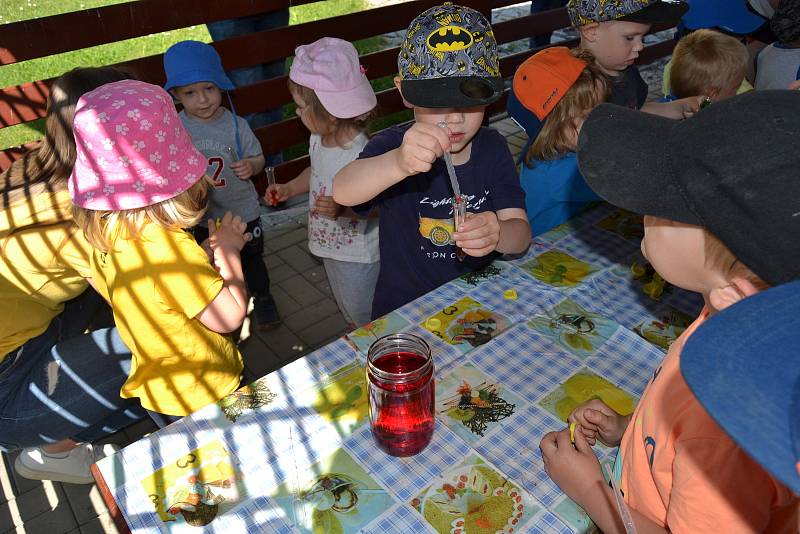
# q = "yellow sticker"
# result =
<box><xmin>425</xmin><ymin>317</ymin><xmax>442</xmax><ymax>330</ymax></box>
<box><xmin>503</xmin><ymin>289</ymin><xmax>518</xmax><ymax>300</ymax></box>
<box><xmin>426</xmin><ymin>25</ymin><xmax>473</xmax><ymax>52</ymax></box>
<box><xmin>215</xmin><ymin>217</ymin><xmax>222</xmax><ymax>229</ymax></box>
<box><xmin>569</xmin><ymin>421</ymin><xmax>577</xmax><ymax>444</ymax></box>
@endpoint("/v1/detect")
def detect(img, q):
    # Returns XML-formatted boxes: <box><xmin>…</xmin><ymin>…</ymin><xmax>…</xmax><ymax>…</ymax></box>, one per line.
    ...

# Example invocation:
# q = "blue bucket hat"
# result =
<box><xmin>681</xmin><ymin>280</ymin><xmax>800</xmax><ymax>495</ymax></box>
<box><xmin>682</xmin><ymin>0</ymin><xmax>766</xmax><ymax>34</ymax></box>
<box><xmin>163</xmin><ymin>40</ymin><xmax>234</xmax><ymax>91</ymax></box>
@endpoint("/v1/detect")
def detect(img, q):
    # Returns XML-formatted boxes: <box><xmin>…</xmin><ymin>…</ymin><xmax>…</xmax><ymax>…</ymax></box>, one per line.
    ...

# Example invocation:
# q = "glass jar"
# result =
<box><xmin>366</xmin><ymin>333</ymin><xmax>435</xmax><ymax>457</ymax></box>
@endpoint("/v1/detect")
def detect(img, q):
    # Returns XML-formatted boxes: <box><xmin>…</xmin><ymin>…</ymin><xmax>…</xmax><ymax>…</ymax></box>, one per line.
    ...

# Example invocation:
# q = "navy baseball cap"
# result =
<box><xmin>163</xmin><ymin>40</ymin><xmax>234</xmax><ymax>92</ymax></box>
<box><xmin>681</xmin><ymin>281</ymin><xmax>800</xmax><ymax>495</ymax></box>
<box><xmin>577</xmin><ymin>90</ymin><xmax>800</xmax><ymax>286</ymax></box>
<box><xmin>682</xmin><ymin>0</ymin><xmax>766</xmax><ymax>35</ymax></box>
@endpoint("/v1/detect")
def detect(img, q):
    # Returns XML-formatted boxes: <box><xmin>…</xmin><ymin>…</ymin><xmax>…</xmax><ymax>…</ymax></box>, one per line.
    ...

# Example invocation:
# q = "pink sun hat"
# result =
<box><xmin>69</xmin><ymin>79</ymin><xmax>207</xmax><ymax>211</ymax></box>
<box><xmin>289</xmin><ymin>37</ymin><xmax>377</xmax><ymax>119</ymax></box>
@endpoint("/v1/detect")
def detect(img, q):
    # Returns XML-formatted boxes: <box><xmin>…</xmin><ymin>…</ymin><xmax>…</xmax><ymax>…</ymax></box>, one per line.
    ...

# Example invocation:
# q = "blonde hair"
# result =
<box><xmin>525</xmin><ymin>51</ymin><xmax>610</xmax><ymax>167</ymax></box>
<box><xmin>287</xmin><ymin>79</ymin><xmax>375</xmax><ymax>147</ymax></box>
<box><xmin>670</xmin><ymin>30</ymin><xmax>747</xmax><ymax>99</ymax></box>
<box><xmin>0</xmin><ymin>67</ymin><xmax>133</xmax><ymax>210</ymax></box>
<box><xmin>73</xmin><ymin>177</ymin><xmax>210</xmax><ymax>252</ymax></box>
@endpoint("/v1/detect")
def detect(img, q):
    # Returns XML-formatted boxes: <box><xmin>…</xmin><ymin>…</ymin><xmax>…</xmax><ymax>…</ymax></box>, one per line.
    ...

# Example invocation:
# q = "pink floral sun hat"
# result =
<box><xmin>69</xmin><ymin>79</ymin><xmax>207</xmax><ymax>210</ymax></box>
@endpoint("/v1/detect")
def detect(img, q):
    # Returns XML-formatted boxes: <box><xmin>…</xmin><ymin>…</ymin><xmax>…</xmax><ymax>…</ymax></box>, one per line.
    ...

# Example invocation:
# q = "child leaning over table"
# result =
<box><xmin>508</xmin><ymin>46</ymin><xmax>610</xmax><ymax>236</ymax></box>
<box><xmin>163</xmin><ymin>40</ymin><xmax>280</xmax><ymax>330</ymax></box>
<box><xmin>665</xmin><ymin>29</ymin><xmax>748</xmax><ymax>102</ymax></box>
<box><xmin>333</xmin><ymin>3</ymin><xmax>531</xmax><ymax>320</ymax></box>
<box><xmin>266</xmin><ymin>37</ymin><xmax>379</xmax><ymax>328</ymax></box>
<box><xmin>539</xmin><ymin>91</ymin><xmax>800</xmax><ymax>532</ymax></box>
<box><xmin>70</xmin><ymin>80</ymin><xmax>248</xmax><ymax>422</ymax></box>
<box><xmin>566</xmin><ymin>0</ymin><xmax>706</xmax><ymax>117</ymax></box>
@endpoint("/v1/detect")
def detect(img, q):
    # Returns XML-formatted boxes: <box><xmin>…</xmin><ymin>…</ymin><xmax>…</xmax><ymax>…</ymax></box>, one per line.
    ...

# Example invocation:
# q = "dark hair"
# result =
<box><xmin>1</xmin><ymin>66</ymin><xmax>134</xmax><ymax>209</ymax></box>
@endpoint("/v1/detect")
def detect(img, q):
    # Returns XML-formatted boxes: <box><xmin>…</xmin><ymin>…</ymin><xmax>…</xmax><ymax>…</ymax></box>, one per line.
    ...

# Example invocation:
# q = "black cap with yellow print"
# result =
<box><xmin>398</xmin><ymin>2</ymin><xmax>503</xmax><ymax>108</ymax></box>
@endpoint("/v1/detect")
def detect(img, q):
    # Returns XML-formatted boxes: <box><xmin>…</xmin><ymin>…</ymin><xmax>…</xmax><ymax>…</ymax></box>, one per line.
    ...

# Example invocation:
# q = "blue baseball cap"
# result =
<box><xmin>682</xmin><ymin>0</ymin><xmax>766</xmax><ymax>35</ymax></box>
<box><xmin>506</xmin><ymin>89</ymin><xmax>539</xmax><ymax>156</ymax></box>
<box><xmin>163</xmin><ymin>40</ymin><xmax>234</xmax><ymax>92</ymax></box>
<box><xmin>681</xmin><ymin>281</ymin><xmax>800</xmax><ymax>495</ymax></box>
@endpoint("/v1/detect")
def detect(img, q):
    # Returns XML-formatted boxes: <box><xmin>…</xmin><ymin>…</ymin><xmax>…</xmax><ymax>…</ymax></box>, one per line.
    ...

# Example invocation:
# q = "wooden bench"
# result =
<box><xmin>0</xmin><ymin>0</ymin><xmax>677</xmax><ymax>192</ymax></box>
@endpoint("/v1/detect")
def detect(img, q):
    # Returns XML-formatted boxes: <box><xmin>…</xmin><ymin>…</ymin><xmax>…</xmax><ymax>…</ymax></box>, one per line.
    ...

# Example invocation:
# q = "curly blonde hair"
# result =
<box><xmin>73</xmin><ymin>177</ymin><xmax>210</xmax><ymax>252</ymax></box>
<box><xmin>525</xmin><ymin>50</ymin><xmax>610</xmax><ymax>167</ymax></box>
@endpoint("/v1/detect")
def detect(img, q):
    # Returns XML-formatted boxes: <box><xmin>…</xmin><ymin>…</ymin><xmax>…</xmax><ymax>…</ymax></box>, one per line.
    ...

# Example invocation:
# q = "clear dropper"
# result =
<box><xmin>438</xmin><ymin>121</ymin><xmax>465</xmax><ymax>261</ymax></box>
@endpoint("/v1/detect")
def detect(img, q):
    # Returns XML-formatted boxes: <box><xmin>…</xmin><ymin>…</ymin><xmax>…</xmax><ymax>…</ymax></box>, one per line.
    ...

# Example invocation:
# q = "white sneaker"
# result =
<box><xmin>14</xmin><ymin>442</ymin><xmax>120</xmax><ymax>485</ymax></box>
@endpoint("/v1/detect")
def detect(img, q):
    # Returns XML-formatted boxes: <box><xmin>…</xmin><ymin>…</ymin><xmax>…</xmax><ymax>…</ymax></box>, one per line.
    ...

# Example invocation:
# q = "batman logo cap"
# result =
<box><xmin>398</xmin><ymin>2</ymin><xmax>503</xmax><ymax>108</ymax></box>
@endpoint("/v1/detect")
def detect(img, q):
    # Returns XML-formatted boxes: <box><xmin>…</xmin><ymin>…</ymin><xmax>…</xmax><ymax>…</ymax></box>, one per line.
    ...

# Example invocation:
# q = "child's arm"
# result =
<box><xmin>265</xmin><ymin>166</ymin><xmax>311</xmax><ymax>204</ymax></box>
<box><xmin>641</xmin><ymin>95</ymin><xmax>706</xmax><ymax>119</ymax></box>
<box><xmin>540</xmin><ymin>429</ymin><xmax>669</xmax><ymax>534</ymax></box>
<box><xmin>333</xmin><ymin>123</ymin><xmax>450</xmax><ymax>206</ymax></box>
<box><xmin>453</xmin><ymin>207</ymin><xmax>531</xmax><ymax>257</ymax></box>
<box><xmin>230</xmin><ymin>154</ymin><xmax>265</xmax><ymax>180</ymax></box>
<box><xmin>196</xmin><ymin>212</ymin><xmax>250</xmax><ymax>333</ymax></box>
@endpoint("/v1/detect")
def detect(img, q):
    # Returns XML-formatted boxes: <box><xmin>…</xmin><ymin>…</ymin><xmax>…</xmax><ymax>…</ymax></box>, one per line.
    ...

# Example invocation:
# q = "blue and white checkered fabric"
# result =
<box><xmin>556</xmin><ymin>223</ymin><xmax>640</xmax><ymax>267</ymax></box>
<box><xmin>465</xmin><ymin>273</ymin><xmax>566</xmax><ymax>321</ymax></box>
<box><xmin>96</xmin><ymin>202</ymin><xmax>707</xmax><ymax>534</ymax></box>
<box><xmin>361</xmin><ymin>504</ymin><xmax>434</xmax><ymax>533</ymax></box>
<box><xmin>569</xmin><ymin>271</ymin><xmax>664</xmax><ymax>330</ymax></box>
<box><xmin>470</xmin><ymin>325</ymin><xmax>584</xmax><ymax>404</ymax></box>
<box><xmin>585</xmin><ymin>327</ymin><xmax>663</xmax><ymax>397</ymax></box>
<box><xmin>529</xmin><ymin>511</ymin><xmax>574</xmax><ymax>533</ymax></box>
<box><xmin>392</xmin><ymin>281</ymin><xmax>468</xmax><ymax>324</ymax></box>
<box><xmin>343</xmin><ymin>423</ymin><xmax>471</xmax><ymax>502</ymax></box>
<box><xmin>277</xmin><ymin>337</ymin><xmax>362</xmax><ymax>393</ymax></box>
<box><xmin>474</xmin><ymin>405</ymin><xmax>560</xmax><ymax>494</ymax></box>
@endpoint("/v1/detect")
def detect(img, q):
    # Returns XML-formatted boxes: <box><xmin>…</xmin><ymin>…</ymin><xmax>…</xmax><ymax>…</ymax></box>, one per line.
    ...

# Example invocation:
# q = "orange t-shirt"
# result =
<box><xmin>617</xmin><ymin>309</ymin><xmax>799</xmax><ymax>532</ymax></box>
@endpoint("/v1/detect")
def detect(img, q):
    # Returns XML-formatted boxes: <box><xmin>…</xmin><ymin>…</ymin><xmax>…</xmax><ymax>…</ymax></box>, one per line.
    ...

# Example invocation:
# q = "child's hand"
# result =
<box><xmin>199</xmin><ymin>238</ymin><xmax>215</xmax><ymax>266</ymax></box>
<box><xmin>314</xmin><ymin>196</ymin><xmax>342</xmax><ymax>219</ymax></box>
<box><xmin>230</xmin><ymin>159</ymin><xmax>254</xmax><ymax>180</ymax></box>
<box><xmin>540</xmin><ymin>427</ymin><xmax>605</xmax><ymax>507</ymax></box>
<box><xmin>453</xmin><ymin>211</ymin><xmax>500</xmax><ymax>257</ymax></box>
<box><xmin>679</xmin><ymin>95</ymin><xmax>707</xmax><ymax>119</ymax></box>
<box><xmin>568</xmin><ymin>399</ymin><xmax>630</xmax><ymax>447</ymax></box>
<box><xmin>208</xmin><ymin>212</ymin><xmax>250</xmax><ymax>253</ymax></box>
<box><xmin>265</xmin><ymin>183</ymin><xmax>290</xmax><ymax>205</ymax></box>
<box><xmin>395</xmin><ymin>122</ymin><xmax>451</xmax><ymax>176</ymax></box>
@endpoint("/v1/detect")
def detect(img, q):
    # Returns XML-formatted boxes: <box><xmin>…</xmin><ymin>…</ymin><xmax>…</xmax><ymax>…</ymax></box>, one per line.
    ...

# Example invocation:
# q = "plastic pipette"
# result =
<box><xmin>604</xmin><ymin>463</ymin><xmax>638</xmax><ymax>534</ymax></box>
<box><xmin>438</xmin><ymin>121</ymin><xmax>465</xmax><ymax>261</ymax></box>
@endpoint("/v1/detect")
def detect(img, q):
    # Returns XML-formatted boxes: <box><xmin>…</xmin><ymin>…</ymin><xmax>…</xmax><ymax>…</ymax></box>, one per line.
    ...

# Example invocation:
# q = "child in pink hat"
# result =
<box><xmin>266</xmin><ymin>37</ymin><xmax>379</xmax><ymax>328</ymax></box>
<box><xmin>69</xmin><ymin>79</ymin><xmax>249</xmax><ymax>420</ymax></box>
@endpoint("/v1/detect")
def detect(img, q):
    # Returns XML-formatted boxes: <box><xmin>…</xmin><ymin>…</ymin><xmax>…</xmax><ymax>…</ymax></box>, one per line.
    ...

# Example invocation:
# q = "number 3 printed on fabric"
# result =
<box><xmin>208</xmin><ymin>156</ymin><xmax>226</xmax><ymax>188</ymax></box>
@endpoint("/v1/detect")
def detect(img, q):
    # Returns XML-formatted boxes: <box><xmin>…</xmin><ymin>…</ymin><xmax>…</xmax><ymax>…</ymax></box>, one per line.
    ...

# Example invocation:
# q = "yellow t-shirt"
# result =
<box><xmin>0</xmin><ymin>190</ymin><xmax>92</xmax><ymax>359</ymax></box>
<box><xmin>90</xmin><ymin>222</ymin><xmax>243</xmax><ymax>416</ymax></box>
<box><xmin>618</xmin><ymin>310</ymin><xmax>798</xmax><ymax>531</ymax></box>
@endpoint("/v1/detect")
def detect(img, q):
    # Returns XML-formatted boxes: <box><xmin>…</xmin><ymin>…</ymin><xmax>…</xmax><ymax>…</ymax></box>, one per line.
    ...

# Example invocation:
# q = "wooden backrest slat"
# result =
<box><xmin>0</xmin><ymin>5</ymin><xmax>566</xmax><ymax>129</ymax></box>
<box><xmin>0</xmin><ymin>0</ymin><xmax>298</xmax><ymax>65</ymax></box>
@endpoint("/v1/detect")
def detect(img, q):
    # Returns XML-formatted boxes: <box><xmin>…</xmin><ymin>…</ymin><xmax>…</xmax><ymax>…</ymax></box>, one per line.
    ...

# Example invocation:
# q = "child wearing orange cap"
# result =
<box><xmin>508</xmin><ymin>47</ymin><xmax>611</xmax><ymax>235</ymax></box>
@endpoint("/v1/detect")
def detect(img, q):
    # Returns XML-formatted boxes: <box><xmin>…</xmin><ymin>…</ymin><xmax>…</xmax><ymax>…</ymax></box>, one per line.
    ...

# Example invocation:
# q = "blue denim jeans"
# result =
<box><xmin>208</xmin><ymin>10</ymin><xmax>289</xmax><ymax>166</ymax></box>
<box><xmin>0</xmin><ymin>291</ymin><xmax>143</xmax><ymax>451</ymax></box>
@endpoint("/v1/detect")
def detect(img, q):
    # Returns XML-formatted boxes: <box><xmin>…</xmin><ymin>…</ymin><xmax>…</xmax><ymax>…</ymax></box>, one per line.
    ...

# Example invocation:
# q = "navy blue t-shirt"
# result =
<box><xmin>355</xmin><ymin>124</ymin><xmax>526</xmax><ymax>319</ymax></box>
<box><xmin>610</xmin><ymin>66</ymin><xmax>648</xmax><ymax>110</ymax></box>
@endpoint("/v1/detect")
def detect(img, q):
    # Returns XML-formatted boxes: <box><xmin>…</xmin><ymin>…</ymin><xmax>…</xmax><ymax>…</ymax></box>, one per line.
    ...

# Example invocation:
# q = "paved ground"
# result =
<box><xmin>0</xmin><ymin>3</ymin><xmax>670</xmax><ymax>531</ymax></box>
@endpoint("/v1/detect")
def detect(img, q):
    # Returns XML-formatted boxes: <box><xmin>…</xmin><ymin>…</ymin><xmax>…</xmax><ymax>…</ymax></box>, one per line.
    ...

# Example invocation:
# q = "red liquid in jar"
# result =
<box><xmin>368</xmin><ymin>351</ymin><xmax>435</xmax><ymax>457</ymax></box>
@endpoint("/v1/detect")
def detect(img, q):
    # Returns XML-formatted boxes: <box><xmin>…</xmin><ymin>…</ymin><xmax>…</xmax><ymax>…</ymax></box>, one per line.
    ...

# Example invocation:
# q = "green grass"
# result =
<box><xmin>0</xmin><ymin>0</ymin><xmax>393</xmax><ymax>151</ymax></box>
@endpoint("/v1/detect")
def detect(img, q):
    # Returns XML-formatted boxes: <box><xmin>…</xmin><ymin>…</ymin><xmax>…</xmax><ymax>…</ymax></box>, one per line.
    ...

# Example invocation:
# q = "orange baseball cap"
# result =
<box><xmin>512</xmin><ymin>47</ymin><xmax>588</xmax><ymax>121</ymax></box>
